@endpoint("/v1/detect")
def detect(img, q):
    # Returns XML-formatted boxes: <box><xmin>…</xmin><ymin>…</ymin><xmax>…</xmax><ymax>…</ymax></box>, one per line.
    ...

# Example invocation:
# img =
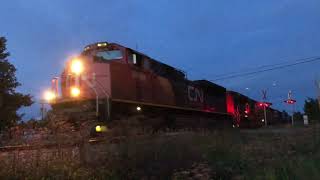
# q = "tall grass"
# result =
<box><xmin>1</xmin><ymin>126</ymin><xmax>320</xmax><ymax>179</ymax></box>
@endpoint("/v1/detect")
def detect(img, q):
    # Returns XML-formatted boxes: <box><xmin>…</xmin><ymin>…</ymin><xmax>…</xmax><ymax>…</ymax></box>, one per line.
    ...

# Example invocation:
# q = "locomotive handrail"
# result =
<box><xmin>94</xmin><ymin>79</ymin><xmax>111</xmax><ymax>121</ymax></box>
<box><xmin>82</xmin><ymin>75</ymin><xmax>100</xmax><ymax>117</ymax></box>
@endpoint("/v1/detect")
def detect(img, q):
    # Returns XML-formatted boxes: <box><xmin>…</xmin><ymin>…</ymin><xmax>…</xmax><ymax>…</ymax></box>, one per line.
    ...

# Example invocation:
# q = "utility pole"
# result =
<box><xmin>284</xmin><ymin>90</ymin><xmax>296</xmax><ymax>126</ymax></box>
<box><xmin>262</xmin><ymin>90</ymin><xmax>268</xmax><ymax>126</ymax></box>
<box><xmin>263</xmin><ymin>105</ymin><xmax>267</xmax><ymax>126</ymax></box>
<box><xmin>316</xmin><ymin>79</ymin><xmax>320</xmax><ymax>110</ymax></box>
<box><xmin>40</xmin><ymin>100</ymin><xmax>46</xmax><ymax>120</ymax></box>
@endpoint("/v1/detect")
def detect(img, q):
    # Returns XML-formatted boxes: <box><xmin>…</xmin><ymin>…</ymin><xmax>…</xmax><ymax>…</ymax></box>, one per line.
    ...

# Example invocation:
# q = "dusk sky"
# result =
<box><xmin>1</xmin><ymin>0</ymin><xmax>320</xmax><ymax>119</ymax></box>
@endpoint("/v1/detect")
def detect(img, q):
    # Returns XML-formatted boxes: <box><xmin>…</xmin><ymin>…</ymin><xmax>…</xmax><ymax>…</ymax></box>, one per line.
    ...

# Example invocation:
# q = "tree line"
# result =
<box><xmin>0</xmin><ymin>37</ymin><xmax>32</xmax><ymax>132</ymax></box>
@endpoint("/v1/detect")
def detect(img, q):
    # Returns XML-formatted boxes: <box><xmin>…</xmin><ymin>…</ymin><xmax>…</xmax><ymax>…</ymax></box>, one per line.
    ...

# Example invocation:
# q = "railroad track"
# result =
<box><xmin>0</xmin><ymin>142</ymin><xmax>81</xmax><ymax>152</ymax></box>
<box><xmin>0</xmin><ymin>130</ymin><xmax>198</xmax><ymax>152</ymax></box>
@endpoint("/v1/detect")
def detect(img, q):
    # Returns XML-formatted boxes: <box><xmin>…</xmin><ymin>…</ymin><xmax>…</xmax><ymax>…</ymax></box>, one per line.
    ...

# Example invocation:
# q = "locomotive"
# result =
<box><xmin>48</xmin><ymin>42</ymin><xmax>285</xmax><ymax>132</ymax></box>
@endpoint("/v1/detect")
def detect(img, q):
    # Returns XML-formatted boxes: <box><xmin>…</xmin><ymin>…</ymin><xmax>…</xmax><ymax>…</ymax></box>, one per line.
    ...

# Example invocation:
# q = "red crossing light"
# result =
<box><xmin>258</xmin><ymin>102</ymin><xmax>272</xmax><ymax>108</ymax></box>
<box><xmin>284</xmin><ymin>99</ymin><xmax>296</xmax><ymax>104</ymax></box>
<box><xmin>264</xmin><ymin>102</ymin><xmax>272</xmax><ymax>107</ymax></box>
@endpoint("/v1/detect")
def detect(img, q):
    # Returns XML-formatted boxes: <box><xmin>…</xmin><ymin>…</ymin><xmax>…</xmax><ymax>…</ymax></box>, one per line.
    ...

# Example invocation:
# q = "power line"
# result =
<box><xmin>212</xmin><ymin>56</ymin><xmax>318</xmax><ymax>79</ymax></box>
<box><xmin>212</xmin><ymin>56</ymin><xmax>320</xmax><ymax>81</ymax></box>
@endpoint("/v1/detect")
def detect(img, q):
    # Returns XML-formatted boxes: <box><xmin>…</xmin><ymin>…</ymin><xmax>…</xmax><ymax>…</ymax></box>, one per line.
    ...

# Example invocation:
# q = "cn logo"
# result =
<box><xmin>188</xmin><ymin>86</ymin><xmax>204</xmax><ymax>103</ymax></box>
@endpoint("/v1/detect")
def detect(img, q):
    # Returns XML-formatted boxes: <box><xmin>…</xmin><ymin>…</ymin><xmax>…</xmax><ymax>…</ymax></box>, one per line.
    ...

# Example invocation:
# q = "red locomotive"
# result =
<box><xmin>47</xmin><ymin>42</ymin><xmax>287</xmax><ymax>131</ymax></box>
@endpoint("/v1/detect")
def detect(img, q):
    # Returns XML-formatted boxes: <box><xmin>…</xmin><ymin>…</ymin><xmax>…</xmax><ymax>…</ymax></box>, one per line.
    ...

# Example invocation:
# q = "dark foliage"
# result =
<box><xmin>304</xmin><ymin>98</ymin><xmax>320</xmax><ymax>122</ymax></box>
<box><xmin>0</xmin><ymin>37</ymin><xmax>32</xmax><ymax>131</ymax></box>
<box><xmin>293</xmin><ymin>111</ymin><xmax>303</xmax><ymax>122</ymax></box>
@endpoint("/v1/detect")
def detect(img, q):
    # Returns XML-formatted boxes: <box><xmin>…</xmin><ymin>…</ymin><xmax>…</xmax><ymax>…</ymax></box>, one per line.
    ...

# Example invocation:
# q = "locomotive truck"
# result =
<box><xmin>48</xmin><ymin>42</ymin><xmax>285</xmax><ymax>133</ymax></box>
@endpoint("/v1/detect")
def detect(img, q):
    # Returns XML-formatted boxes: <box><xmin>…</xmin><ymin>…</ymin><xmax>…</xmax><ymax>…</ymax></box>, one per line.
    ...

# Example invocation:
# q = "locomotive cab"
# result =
<box><xmin>58</xmin><ymin>42</ymin><xmax>178</xmax><ymax>119</ymax></box>
<box><xmin>82</xmin><ymin>42</ymin><xmax>127</xmax><ymax>64</ymax></box>
<box><xmin>60</xmin><ymin>42</ymin><xmax>128</xmax><ymax>100</ymax></box>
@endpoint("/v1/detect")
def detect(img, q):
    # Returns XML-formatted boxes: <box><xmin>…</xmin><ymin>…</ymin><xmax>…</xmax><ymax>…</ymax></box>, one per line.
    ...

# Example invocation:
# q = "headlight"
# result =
<box><xmin>44</xmin><ymin>90</ymin><xmax>56</xmax><ymax>102</ymax></box>
<box><xmin>70</xmin><ymin>87</ymin><xmax>81</xmax><ymax>97</ymax></box>
<box><xmin>70</xmin><ymin>58</ymin><xmax>83</xmax><ymax>75</ymax></box>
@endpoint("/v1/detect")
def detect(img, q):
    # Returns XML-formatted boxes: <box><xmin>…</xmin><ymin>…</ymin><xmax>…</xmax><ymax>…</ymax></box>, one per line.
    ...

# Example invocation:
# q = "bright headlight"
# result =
<box><xmin>70</xmin><ymin>87</ymin><xmax>81</xmax><ymax>97</ymax></box>
<box><xmin>70</xmin><ymin>58</ymin><xmax>83</xmax><ymax>75</ymax></box>
<box><xmin>95</xmin><ymin>125</ymin><xmax>107</xmax><ymax>132</ymax></box>
<box><xmin>44</xmin><ymin>90</ymin><xmax>56</xmax><ymax>102</ymax></box>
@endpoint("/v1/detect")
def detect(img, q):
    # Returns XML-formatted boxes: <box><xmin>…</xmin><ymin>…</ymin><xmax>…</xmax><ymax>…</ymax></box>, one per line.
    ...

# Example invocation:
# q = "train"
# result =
<box><xmin>48</xmin><ymin>42</ymin><xmax>289</xmax><ymax>132</ymax></box>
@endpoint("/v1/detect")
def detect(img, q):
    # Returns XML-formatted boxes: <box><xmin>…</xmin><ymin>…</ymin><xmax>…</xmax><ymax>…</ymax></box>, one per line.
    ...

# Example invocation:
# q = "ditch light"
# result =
<box><xmin>43</xmin><ymin>90</ymin><xmax>56</xmax><ymax>102</ymax></box>
<box><xmin>95</xmin><ymin>125</ymin><xmax>108</xmax><ymax>132</ymax></box>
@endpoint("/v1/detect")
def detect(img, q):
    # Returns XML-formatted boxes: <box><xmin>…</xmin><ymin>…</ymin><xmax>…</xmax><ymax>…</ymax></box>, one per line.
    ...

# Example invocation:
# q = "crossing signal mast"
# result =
<box><xmin>284</xmin><ymin>90</ymin><xmax>296</xmax><ymax>126</ymax></box>
<box><xmin>260</xmin><ymin>90</ymin><xmax>272</xmax><ymax>126</ymax></box>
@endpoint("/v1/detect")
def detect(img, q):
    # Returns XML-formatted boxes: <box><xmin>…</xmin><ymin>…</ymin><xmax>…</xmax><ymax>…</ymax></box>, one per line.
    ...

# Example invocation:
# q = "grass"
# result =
<box><xmin>1</xmin><ymin>126</ymin><xmax>320</xmax><ymax>179</ymax></box>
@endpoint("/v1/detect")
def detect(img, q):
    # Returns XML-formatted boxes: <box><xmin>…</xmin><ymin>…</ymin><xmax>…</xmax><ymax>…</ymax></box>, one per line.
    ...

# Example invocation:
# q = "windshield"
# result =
<box><xmin>95</xmin><ymin>50</ymin><xmax>123</xmax><ymax>61</ymax></box>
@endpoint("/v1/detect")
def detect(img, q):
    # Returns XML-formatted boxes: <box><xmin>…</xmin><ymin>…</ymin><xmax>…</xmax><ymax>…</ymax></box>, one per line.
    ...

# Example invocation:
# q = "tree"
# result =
<box><xmin>281</xmin><ymin>110</ymin><xmax>290</xmax><ymax>123</ymax></box>
<box><xmin>0</xmin><ymin>37</ymin><xmax>33</xmax><ymax>131</ymax></box>
<box><xmin>293</xmin><ymin>111</ymin><xmax>303</xmax><ymax>122</ymax></box>
<box><xmin>303</xmin><ymin>98</ymin><xmax>320</xmax><ymax>122</ymax></box>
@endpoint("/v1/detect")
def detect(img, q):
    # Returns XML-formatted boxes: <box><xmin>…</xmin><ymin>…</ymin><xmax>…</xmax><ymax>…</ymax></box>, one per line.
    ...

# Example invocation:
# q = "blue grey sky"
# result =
<box><xmin>1</xmin><ymin>0</ymin><xmax>320</xmax><ymax>119</ymax></box>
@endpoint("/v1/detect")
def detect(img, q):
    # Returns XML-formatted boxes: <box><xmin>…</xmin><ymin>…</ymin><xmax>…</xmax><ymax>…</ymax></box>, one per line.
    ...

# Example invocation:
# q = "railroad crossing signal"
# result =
<box><xmin>260</xmin><ymin>90</ymin><xmax>271</xmax><ymax>127</ymax></box>
<box><xmin>262</xmin><ymin>90</ymin><xmax>267</xmax><ymax>100</ymax></box>
<box><xmin>258</xmin><ymin>102</ymin><xmax>272</xmax><ymax>107</ymax></box>
<box><xmin>284</xmin><ymin>99</ymin><xmax>296</xmax><ymax>104</ymax></box>
<box><xmin>284</xmin><ymin>90</ymin><xmax>296</xmax><ymax>105</ymax></box>
<box><xmin>284</xmin><ymin>90</ymin><xmax>296</xmax><ymax>126</ymax></box>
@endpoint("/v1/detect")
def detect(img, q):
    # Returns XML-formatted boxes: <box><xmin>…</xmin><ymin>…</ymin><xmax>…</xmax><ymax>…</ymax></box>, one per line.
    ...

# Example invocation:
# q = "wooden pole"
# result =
<box><xmin>316</xmin><ymin>79</ymin><xmax>320</xmax><ymax>110</ymax></box>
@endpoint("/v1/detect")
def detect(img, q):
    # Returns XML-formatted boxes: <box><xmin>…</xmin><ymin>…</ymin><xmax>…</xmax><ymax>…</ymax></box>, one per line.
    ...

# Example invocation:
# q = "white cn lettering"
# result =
<box><xmin>188</xmin><ymin>86</ymin><xmax>204</xmax><ymax>103</ymax></box>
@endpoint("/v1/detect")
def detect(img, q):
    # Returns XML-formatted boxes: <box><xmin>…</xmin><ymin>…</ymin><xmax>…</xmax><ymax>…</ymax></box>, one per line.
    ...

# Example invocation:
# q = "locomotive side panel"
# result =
<box><xmin>227</xmin><ymin>91</ymin><xmax>262</xmax><ymax>127</ymax></box>
<box><xmin>169</xmin><ymin>80</ymin><xmax>189</xmax><ymax>107</ymax></box>
<box><xmin>165</xmin><ymin>79</ymin><xmax>228</xmax><ymax>114</ymax></box>
<box><xmin>90</xmin><ymin>62</ymin><xmax>112</xmax><ymax>99</ymax></box>
<box><xmin>192</xmin><ymin>80</ymin><xmax>227</xmax><ymax>113</ymax></box>
<box><xmin>109</xmin><ymin>62</ymin><xmax>137</xmax><ymax>101</ymax></box>
<box><xmin>152</xmin><ymin>76</ymin><xmax>175</xmax><ymax>105</ymax></box>
<box><xmin>110</xmin><ymin>62</ymin><xmax>175</xmax><ymax>105</ymax></box>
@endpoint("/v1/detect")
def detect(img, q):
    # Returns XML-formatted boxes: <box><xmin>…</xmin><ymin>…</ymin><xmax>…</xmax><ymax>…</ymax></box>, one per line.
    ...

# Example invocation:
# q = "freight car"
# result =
<box><xmin>48</xmin><ymin>42</ymin><xmax>284</xmax><ymax>132</ymax></box>
<box><xmin>226</xmin><ymin>91</ymin><xmax>290</xmax><ymax>127</ymax></box>
<box><xmin>226</xmin><ymin>91</ymin><xmax>261</xmax><ymax>128</ymax></box>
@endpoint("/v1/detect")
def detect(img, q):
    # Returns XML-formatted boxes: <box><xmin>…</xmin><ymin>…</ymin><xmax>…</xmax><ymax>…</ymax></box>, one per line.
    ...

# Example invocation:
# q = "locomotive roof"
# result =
<box><xmin>193</xmin><ymin>80</ymin><xmax>226</xmax><ymax>90</ymax></box>
<box><xmin>227</xmin><ymin>90</ymin><xmax>257</xmax><ymax>102</ymax></box>
<box><xmin>83</xmin><ymin>42</ymin><xmax>186</xmax><ymax>77</ymax></box>
<box><xmin>127</xmin><ymin>47</ymin><xmax>186</xmax><ymax>77</ymax></box>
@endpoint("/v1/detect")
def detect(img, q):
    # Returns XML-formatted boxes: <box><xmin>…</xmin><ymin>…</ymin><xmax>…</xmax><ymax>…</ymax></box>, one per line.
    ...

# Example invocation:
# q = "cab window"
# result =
<box><xmin>132</xmin><ymin>53</ymin><xmax>143</xmax><ymax>67</ymax></box>
<box><xmin>95</xmin><ymin>50</ymin><xmax>123</xmax><ymax>61</ymax></box>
